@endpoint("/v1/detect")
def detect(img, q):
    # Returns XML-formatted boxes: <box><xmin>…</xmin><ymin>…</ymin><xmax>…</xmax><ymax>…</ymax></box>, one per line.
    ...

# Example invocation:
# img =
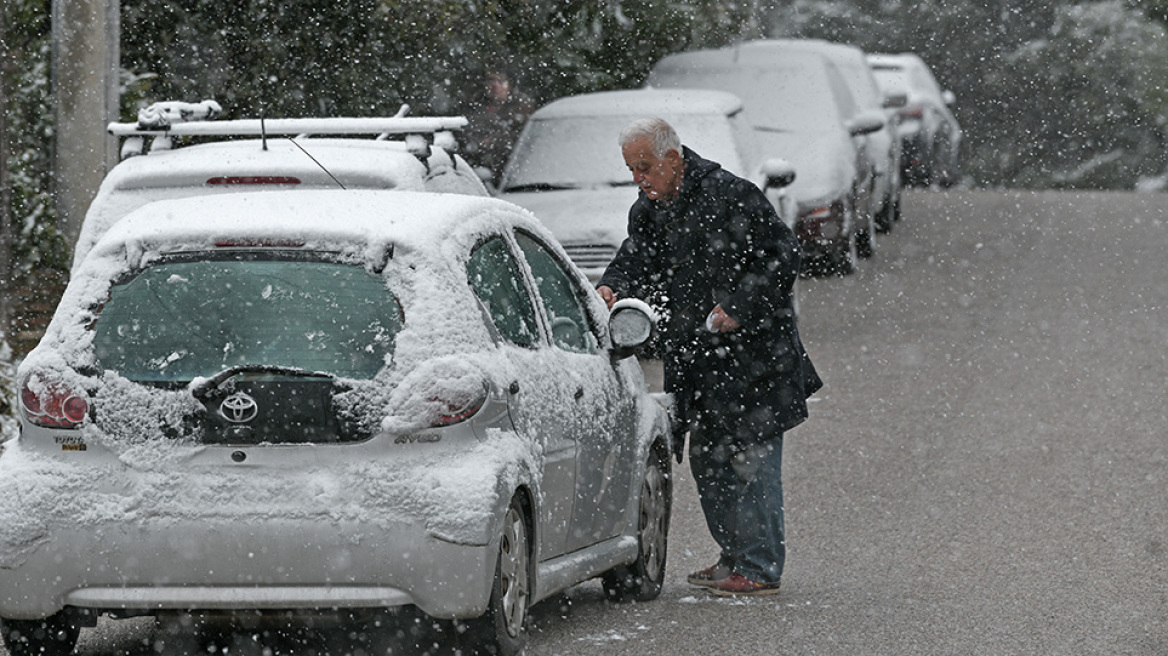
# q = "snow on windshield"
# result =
<box><xmin>504</xmin><ymin>115</ymin><xmax>744</xmax><ymax>189</ymax></box>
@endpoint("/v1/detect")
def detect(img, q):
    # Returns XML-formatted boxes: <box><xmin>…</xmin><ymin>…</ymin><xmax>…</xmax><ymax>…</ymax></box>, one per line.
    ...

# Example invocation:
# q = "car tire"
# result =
<box><xmin>874</xmin><ymin>195</ymin><xmax>894</xmax><ymax>234</ymax></box>
<box><xmin>857</xmin><ymin>208</ymin><xmax>877</xmax><ymax>260</ymax></box>
<box><xmin>462</xmin><ymin>495</ymin><xmax>530</xmax><ymax>656</ymax></box>
<box><xmin>601</xmin><ymin>444</ymin><xmax>672</xmax><ymax>602</ymax></box>
<box><xmin>1</xmin><ymin>613</ymin><xmax>81</xmax><ymax>656</ymax></box>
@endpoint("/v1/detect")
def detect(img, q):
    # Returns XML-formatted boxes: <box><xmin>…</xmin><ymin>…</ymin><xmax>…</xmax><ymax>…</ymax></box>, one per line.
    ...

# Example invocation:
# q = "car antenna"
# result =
<box><xmin>260</xmin><ymin>106</ymin><xmax>268</xmax><ymax>151</ymax></box>
<box><xmin>287</xmin><ymin>138</ymin><xmax>347</xmax><ymax>190</ymax></box>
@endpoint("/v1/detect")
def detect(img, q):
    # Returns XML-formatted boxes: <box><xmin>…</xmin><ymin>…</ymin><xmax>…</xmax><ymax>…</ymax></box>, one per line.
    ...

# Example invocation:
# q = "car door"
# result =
<box><xmin>514</xmin><ymin>230</ymin><xmax>637</xmax><ymax>552</ymax></box>
<box><xmin>466</xmin><ymin>235</ymin><xmax>577</xmax><ymax>560</ymax></box>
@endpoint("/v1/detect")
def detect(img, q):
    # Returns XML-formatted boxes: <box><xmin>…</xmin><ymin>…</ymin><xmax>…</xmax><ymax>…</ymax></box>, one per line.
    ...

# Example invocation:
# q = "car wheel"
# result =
<box><xmin>857</xmin><ymin>206</ymin><xmax>877</xmax><ymax>260</ymax></box>
<box><xmin>832</xmin><ymin>220</ymin><xmax>859</xmax><ymax>276</ymax></box>
<box><xmin>874</xmin><ymin>193</ymin><xmax>894</xmax><ymax>234</ymax></box>
<box><xmin>462</xmin><ymin>495</ymin><xmax>530</xmax><ymax>656</ymax></box>
<box><xmin>1</xmin><ymin>613</ymin><xmax>80</xmax><ymax>656</ymax></box>
<box><xmin>601</xmin><ymin>445</ymin><xmax>672</xmax><ymax>602</ymax></box>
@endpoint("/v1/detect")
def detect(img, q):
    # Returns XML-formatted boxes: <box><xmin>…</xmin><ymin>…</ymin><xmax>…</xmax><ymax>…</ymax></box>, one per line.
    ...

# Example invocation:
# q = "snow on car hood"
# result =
<box><xmin>498</xmin><ymin>186</ymin><xmax>637</xmax><ymax>247</ymax></box>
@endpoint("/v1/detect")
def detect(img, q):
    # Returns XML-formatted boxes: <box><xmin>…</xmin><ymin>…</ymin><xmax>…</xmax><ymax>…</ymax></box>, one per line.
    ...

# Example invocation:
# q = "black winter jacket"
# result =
<box><xmin>599</xmin><ymin>147</ymin><xmax>822</xmax><ymax>445</ymax></box>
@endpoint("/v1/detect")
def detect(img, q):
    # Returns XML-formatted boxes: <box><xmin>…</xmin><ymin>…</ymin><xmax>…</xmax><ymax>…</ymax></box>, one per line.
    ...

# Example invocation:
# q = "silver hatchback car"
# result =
<box><xmin>1</xmin><ymin>190</ymin><xmax>671</xmax><ymax>656</ymax></box>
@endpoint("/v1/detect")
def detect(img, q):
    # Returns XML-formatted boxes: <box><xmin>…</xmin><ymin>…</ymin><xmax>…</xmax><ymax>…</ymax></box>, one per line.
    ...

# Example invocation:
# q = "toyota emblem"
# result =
<box><xmin>219</xmin><ymin>391</ymin><xmax>259</xmax><ymax>424</ymax></box>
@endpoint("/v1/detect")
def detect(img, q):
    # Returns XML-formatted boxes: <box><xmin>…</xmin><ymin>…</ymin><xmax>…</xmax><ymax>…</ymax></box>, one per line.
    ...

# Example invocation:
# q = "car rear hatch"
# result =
<box><xmin>90</xmin><ymin>250</ymin><xmax>402</xmax><ymax>445</ymax></box>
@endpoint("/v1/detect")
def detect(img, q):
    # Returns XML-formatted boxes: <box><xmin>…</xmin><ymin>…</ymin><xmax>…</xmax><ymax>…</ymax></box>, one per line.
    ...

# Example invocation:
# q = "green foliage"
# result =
<box><xmin>119</xmin><ymin>0</ymin><xmax>767</xmax><ymax>120</ymax></box>
<box><xmin>2</xmin><ymin>0</ymin><xmax>70</xmax><ymax>274</ymax></box>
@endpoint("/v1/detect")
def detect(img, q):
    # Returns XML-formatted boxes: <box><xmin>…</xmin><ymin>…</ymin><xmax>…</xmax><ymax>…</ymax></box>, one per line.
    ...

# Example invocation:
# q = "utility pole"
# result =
<box><xmin>1</xmin><ymin>1</ymin><xmax>12</xmax><ymax>332</ymax></box>
<box><xmin>52</xmin><ymin>0</ymin><xmax>120</xmax><ymax>249</ymax></box>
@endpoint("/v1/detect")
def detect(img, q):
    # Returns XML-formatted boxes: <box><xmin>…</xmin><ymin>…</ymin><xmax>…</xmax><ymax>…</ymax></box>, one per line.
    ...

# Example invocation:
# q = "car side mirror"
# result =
<box><xmin>882</xmin><ymin>92</ymin><xmax>907</xmax><ymax>110</ymax></box>
<box><xmin>847</xmin><ymin>110</ymin><xmax>886</xmax><ymax>137</ymax></box>
<box><xmin>942</xmin><ymin>90</ymin><xmax>956</xmax><ymax>106</ymax></box>
<box><xmin>608</xmin><ymin>299</ymin><xmax>656</xmax><ymax>361</ymax></box>
<box><xmin>761</xmin><ymin>158</ymin><xmax>796</xmax><ymax>190</ymax></box>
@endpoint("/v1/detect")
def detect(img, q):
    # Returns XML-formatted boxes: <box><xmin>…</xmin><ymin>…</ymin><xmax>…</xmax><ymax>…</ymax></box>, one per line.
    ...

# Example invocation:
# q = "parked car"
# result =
<box><xmin>648</xmin><ymin>48</ymin><xmax>885</xmax><ymax>274</ymax></box>
<box><xmin>72</xmin><ymin>100</ymin><xmax>488</xmax><ymax>274</ymax></box>
<box><xmin>1</xmin><ymin>189</ymin><xmax>672</xmax><ymax>656</ymax></box>
<box><xmin>497</xmin><ymin>87</ymin><xmax>796</xmax><ymax>281</ymax></box>
<box><xmin>736</xmin><ymin>39</ymin><xmax>903</xmax><ymax>232</ymax></box>
<box><xmin>867</xmin><ymin>53</ymin><xmax>964</xmax><ymax>188</ymax></box>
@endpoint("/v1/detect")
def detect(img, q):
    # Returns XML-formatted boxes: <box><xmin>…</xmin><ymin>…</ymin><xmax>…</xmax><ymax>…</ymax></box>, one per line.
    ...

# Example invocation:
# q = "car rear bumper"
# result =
<box><xmin>0</xmin><ymin>516</ymin><xmax>496</xmax><ymax>621</ymax></box>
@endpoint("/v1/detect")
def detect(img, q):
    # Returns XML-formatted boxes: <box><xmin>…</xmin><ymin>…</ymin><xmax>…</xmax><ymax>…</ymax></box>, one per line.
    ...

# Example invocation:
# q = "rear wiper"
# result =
<box><xmin>502</xmin><ymin>183</ymin><xmax>578</xmax><ymax>192</ymax></box>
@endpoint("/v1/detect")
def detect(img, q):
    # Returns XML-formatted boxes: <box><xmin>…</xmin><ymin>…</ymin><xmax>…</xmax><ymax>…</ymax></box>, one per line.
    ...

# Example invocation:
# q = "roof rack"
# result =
<box><xmin>108</xmin><ymin>101</ymin><xmax>467</xmax><ymax>161</ymax></box>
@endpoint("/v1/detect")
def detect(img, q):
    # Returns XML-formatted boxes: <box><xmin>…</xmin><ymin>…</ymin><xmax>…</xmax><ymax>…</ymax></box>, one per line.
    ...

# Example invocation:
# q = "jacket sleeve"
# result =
<box><xmin>720</xmin><ymin>181</ymin><xmax>801</xmax><ymax>327</ymax></box>
<box><xmin>598</xmin><ymin>201</ymin><xmax>656</xmax><ymax>298</ymax></box>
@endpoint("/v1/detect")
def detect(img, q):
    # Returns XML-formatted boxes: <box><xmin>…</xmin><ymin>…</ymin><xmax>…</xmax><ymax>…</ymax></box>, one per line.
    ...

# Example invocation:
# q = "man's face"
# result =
<box><xmin>622</xmin><ymin>136</ymin><xmax>683</xmax><ymax>203</ymax></box>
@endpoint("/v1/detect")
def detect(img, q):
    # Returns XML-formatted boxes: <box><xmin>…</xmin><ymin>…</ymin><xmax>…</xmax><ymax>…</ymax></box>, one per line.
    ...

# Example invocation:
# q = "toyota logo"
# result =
<box><xmin>219</xmin><ymin>392</ymin><xmax>259</xmax><ymax>424</ymax></box>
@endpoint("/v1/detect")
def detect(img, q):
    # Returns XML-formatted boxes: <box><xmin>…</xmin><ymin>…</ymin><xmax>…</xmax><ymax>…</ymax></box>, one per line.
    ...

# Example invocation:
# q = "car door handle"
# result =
<box><xmin>509</xmin><ymin>381</ymin><xmax>520</xmax><ymax>395</ymax></box>
<box><xmin>574</xmin><ymin>386</ymin><xmax>585</xmax><ymax>401</ymax></box>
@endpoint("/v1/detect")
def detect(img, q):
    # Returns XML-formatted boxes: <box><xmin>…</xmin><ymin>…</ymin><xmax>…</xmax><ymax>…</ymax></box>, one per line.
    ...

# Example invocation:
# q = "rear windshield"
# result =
<box><xmin>92</xmin><ymin>254</ymin><xmax>402</xmax><ymax>382</ymax></box>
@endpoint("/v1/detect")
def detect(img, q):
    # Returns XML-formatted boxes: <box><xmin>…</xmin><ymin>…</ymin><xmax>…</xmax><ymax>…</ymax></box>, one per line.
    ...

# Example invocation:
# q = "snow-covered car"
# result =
<box><xmin>497</xmin><ymin>88</ymin><xmax>796</xmax><ymax>281</ymax></box>
<box><xmin>736</xmin><ymin>39</ymin><xmax>903</xmax><ymax>233</ymax></box>
<box><xmin>648</xmin><ymin>48</ymin><xmax>885</xmax><ymax>275</ymax></box>
<box><xmin>71</xmin><ymin>100</ymin><xmax>488</xmax><ymax>275</ymax></box>
<box><xmin>867</xmin><ymin>53</ymin><xmax>964</xmax><ymax>188</ymax></box>
<box><xmin>1</xmin><ymin>189</ymin><xmax>672</xmax><ymax>656</ymax></box>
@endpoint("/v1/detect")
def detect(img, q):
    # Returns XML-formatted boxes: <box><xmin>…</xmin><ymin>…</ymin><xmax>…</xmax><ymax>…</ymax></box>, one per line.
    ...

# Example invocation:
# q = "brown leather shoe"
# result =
<box><xmin>707</xmin><ymin>573</ymin><xmax>782</xmax><ymax>596</ymax></box>
<box><xmin>686</xmin><ymin>563</ymin><xmax>732</xmax><ymax>588</ymax></box>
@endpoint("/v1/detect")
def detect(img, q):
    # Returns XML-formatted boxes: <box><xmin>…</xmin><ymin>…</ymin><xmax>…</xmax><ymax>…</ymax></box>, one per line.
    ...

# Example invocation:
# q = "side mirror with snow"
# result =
<box><xmin>762</xmin><ymin>159</ymin><xmax>796</xmax><ymax>190</ymax></box>
<box><xmin>608</xmin><ymin>299</ymin><xmax>656</xmax><ymax>361</ymax></box>
<box><xmin>847</xmin><ymin>110</ymin><xmax>886</xmax><ymax>137</ymax></box>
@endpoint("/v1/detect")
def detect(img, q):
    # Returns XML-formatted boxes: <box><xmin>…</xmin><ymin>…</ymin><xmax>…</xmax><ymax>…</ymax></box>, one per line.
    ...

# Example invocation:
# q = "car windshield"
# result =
<box><xmin>92</xmin><ymin>253</ymin><xmax>403</xmax><ymax>382</ymax></box>
<box><xmin>650</xmin><ymin>64</ymin><xmax>844</xmax><ymax>132</ymax></box>
<box><xmin>503</xmin><ymin>115</ymin><xmax>744</xmax><ymax>190</ymax></box>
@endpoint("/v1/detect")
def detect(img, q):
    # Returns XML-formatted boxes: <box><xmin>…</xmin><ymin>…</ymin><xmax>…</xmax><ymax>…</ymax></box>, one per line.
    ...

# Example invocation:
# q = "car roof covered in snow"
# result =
<box><xmin>529</xmin><ymin>87</ymin><xmax>744</xmax><ymax>119</ymax></box>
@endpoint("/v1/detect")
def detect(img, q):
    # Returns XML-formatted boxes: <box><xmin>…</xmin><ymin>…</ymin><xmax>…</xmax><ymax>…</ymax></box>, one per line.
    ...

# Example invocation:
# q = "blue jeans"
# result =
<box><xmin>689</xmin><ymin>427</ymin><xmax>785</xmax><ymax>585</ymax></box>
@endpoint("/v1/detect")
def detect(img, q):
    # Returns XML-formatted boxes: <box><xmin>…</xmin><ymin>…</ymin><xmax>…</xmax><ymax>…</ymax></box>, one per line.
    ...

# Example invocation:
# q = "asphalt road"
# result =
<box><xmin>523</xmin><ymin>188</ymin><xmax>1168</xmax><ymax>655</ymax></box>
<box><xmin>23</xmin><ymin>189</ymin><xmax>1168</xmax><ymax>655</ymax></box>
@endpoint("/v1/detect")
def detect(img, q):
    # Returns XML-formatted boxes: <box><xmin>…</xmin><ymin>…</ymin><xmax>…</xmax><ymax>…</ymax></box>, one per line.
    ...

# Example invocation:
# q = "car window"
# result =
<box><xmin>515</xmin><ymin>231</ymin><xmax>598</xmax><ymax>354</ymax></box>
<box><xmin>504</xmin><ymin>115</ymin><xmax>743</xmax><ymax>190</ymax></box>
<box><xmin>467</xmin><ymin>237</ymin><xmax>541</xmax><ymax>348</ymax></box>
<box><xmin>92</xmin><ymin>254</ymin><xmax>402</xmax><ymax>382</ymax></box>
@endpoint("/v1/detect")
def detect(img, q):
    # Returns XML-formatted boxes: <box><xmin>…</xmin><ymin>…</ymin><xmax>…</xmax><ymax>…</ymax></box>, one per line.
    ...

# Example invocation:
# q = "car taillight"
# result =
<box><xmin>206</xmin><ymin>176</ymin><xmax>301</xmax><ymax>185</ymax></box>
<box><xmin>20</xmin><ymin>375</ymin><xmax>89</xmax><ymax>428</ymax></box>
<box><xmin>798</xmin><ymin>204</ymin><xmax>844</xmax><ymax>241</ymax></box>
<box><xmin>428</xmin><ymin>387</ymin><xmax>487</xmax><ymax>427</ymax></box>
<box><xmin>899</xmin><ymin>104</ymin><xmax>924</xmax><ymax>120</ymax></box>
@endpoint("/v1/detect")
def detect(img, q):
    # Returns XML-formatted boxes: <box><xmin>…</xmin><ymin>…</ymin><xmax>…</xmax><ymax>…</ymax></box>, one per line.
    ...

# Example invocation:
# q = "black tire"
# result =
<box><xmin>462</xmin><ymin>495</ymin><xmax>530</xmax><ymax>656</ymax></box>
<box><xmin>1</xmin><ymin>613</ymin><xmax>80</xmax><ymax>656</ymax></box>
<box><xmin>601</xmin><ymin>445</ymin><xmax>672</xmax><ymax>602</ymax></box>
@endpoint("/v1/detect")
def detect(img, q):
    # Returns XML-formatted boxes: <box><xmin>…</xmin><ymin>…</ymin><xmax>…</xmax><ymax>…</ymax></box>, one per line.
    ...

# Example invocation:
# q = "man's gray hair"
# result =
<box><xmin>619</xmin><ymin>118</ymin><xmax>681</xmax><ymax>158</ymax></box>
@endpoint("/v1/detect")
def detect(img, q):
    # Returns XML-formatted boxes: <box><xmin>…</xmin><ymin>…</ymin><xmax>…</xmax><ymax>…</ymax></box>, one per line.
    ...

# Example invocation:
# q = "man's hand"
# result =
<box><xmin>706</xmin><ymin>304</ymin><xmax>741</xmax><ymax>333</ymax></box>
<box><xmin>597</xmin><ymin>285</ymin><xmax>617</xmax><ymax>309</ymax></box>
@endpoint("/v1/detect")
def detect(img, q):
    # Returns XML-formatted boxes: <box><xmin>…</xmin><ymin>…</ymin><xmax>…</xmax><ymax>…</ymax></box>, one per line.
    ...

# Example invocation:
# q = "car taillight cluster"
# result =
<box><xmin>899</xmin><ymin>104</ymin><xmax>924</xmax><ymax>120</ymax></box>
<box><xmin>429</xmin><ymin>387</ymin><xmax>487</xmax><ymax>427</ymax></box>
<box><xmin>20</xmin><ymin>375</ymin><xmax>89</xmax><ymax>429</ymax></box>
<box><xmin>798</xmin><ymin>203</ymin><xmax>844</xmax><ymax>241</ymax></box>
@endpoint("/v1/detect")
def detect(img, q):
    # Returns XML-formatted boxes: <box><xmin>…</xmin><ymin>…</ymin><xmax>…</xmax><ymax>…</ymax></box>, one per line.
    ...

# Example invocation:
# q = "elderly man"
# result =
<box><xmin>597</xmin><ymin>118</ymin><xmax>821</xmax><ymax>596</ymax></box>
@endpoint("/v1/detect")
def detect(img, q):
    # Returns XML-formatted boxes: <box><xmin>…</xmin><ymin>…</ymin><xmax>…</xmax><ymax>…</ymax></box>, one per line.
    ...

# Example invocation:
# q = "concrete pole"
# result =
<box><xmin>52</xmin><ymin>0</ymin><xmax>120</xmax><ymax>249</ymax></box>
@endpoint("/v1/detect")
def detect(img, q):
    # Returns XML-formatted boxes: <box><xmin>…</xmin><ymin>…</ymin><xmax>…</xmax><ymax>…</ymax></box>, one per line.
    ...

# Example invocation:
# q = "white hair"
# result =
<box><xmin>619</xmin><ymin>118</ymin><xmax>681</xmax><ymax>158</ymax></box>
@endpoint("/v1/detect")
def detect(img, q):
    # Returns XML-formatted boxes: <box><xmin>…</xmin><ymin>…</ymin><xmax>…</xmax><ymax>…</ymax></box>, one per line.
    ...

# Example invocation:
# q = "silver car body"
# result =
<box><xmin>497</xmin><ymin>88</ymin><xmax>796</xmax><ymax>280</ymax></box>
<box><xmin>648</xmin><ymin>48</ymin><xmax>883</xmax><ymax>271</ymax></box>
<box><xmin>867</xmin><ymin>52</ymin><xmax>964</xmax><ymax>187</ymax></box>
<box><xmin>736</xmin><ymin>39</ymin><xmax>902</xmax><ymax>230</ymax></box>
<box><xmin>2</xmin><ymin>190</ymin><xmax>669</xmax><ymax>627</ymax></box>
